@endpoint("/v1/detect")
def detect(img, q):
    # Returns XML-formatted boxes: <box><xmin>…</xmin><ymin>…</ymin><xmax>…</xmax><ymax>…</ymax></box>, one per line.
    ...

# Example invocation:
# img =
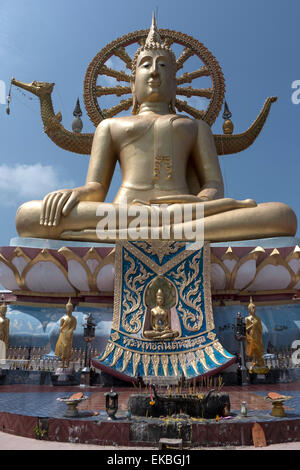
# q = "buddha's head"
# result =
<box><xmin>248</xmin><ymin>296</ymin><xmax>256</xmax><ymax>315</ymax></box>
<box><xmin>156</xmin><ymin>288</ymin><xmax>165</xmax><ymax>307</ymax></box>
<box><xmin>65</xmin><ymin>297</ymin><xmax>73</xmax><ymax>315</ymax></box>
<box><xmin>131</xmin><ymin>15</ymin><xmax>177</xmax><ymax>114</ymax></box>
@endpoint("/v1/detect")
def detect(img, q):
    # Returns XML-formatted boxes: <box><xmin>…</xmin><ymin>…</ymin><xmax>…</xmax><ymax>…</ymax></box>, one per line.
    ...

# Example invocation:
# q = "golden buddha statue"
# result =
<box><xmin>144</xmin><ymin>288</ymin><xmax>179</xmax><ymax>340</ymax></box>
<box><xmin>245</xmin><ymin>297</ymin><xmax>268</xmax><ymax>373</ymax></box>
<box><xmin>0</xmin><ymin>301</ymin><xmax>10</xmax><ymax>350</ymax></box>
<box><xmin>55</xmin><ymin>298</ymin><xmax>77</xmax><ymax>368</ymax></box>
<box><xmin>15</xmin><ymin>17</ymin><xmax>297</xmax><ymax>243</ymax></box>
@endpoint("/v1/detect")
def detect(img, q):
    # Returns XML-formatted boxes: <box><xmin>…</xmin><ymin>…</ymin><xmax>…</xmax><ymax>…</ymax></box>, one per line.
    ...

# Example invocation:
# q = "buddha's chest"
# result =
<box><xmin>153</xmin><ymin>309</ymin><xmax>167</xmax><ymax>323</ymax></box>
<box><xmin>112</xmin><ymin>116</ymin><xmax>196</xmax><ymax>154</ymax></box>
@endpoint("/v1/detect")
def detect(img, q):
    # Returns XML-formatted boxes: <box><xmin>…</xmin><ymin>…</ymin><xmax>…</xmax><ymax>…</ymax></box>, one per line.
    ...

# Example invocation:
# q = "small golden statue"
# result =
<box><xmin>144</xmin><ymin>288</ymin><xmax>179</xmax><ymax>340</ymax></box>
<box><xmin>55</xmin><ymin>298</ymin><xmax>77</xmax><ymax>368</ymax></box>
<box><xmin>245</xmin><ymin>297</ymin><xmax>269</xmax><ymax>374</ymax></box>
<box><xmin>0</xmin><ymin>300</ymin><xmax>10</xmax><ymax>350</ymax></box>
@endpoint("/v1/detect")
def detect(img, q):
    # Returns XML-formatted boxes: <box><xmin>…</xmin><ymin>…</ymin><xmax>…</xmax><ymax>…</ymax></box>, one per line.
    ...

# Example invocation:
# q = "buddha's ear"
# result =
<box><xmin>131</xmin><ymin>80</ymin><xmax>139</xmax><ymax>115</ymax></box>
<box><xmin>169</xmin><ymin>94</ymin><xmax>176</xmax><ymax>114</ymax></box>
<box><xmin>130</xmin><ymin>79</ymin><xmax>135</xmax><ymax>95</ymax></box>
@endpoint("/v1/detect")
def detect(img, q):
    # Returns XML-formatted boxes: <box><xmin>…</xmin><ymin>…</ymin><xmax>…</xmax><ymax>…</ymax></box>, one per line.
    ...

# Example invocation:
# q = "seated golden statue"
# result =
<box><xmin>245</xmin><ymin>297</ymin><xmax>268</xmax><ymax>373</ymax></box>
<box><xmin>55</xmin><ymin>298</ymin><xmax>77</xmax><ymax>368</ymax></box>
<box><xmin>144</xmin><ymin>288</ymin><xmax>179</xmax><ymax>340</ymax></box>
<box><xmin>15</xmin><ymin>18</ymin><xmax>297</xmax><ymax>243</ymax></box>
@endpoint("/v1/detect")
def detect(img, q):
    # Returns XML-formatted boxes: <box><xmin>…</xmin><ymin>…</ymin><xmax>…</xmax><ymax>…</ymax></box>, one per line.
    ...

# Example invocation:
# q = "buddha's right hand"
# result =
<box><xmin>40</xmin><ymin>188</ymin><xmax>82</xmax><ymax>227</ymax></box>
<box><xmin>40</xmin><ymin>182</ymin><xmax>105</xmax><ymax>226</ymax></box>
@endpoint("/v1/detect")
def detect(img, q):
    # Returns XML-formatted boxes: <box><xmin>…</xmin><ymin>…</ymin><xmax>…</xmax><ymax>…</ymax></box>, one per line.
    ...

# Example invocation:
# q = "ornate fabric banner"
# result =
<box><xmin>93</xmin><ymin>241</ymin><xmax>235</xmax><ymax>380</ymax></box>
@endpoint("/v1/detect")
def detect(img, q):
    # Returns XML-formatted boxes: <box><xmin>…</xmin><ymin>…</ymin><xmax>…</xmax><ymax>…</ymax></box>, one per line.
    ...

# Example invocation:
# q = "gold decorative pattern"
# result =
<box><xmin>121</xmin><ymin>249</ymin><xmax>152</xmax><ymax>333</ymax></box>
<box><xmin>99</xmin><ymin>341</ymin><xmax>115</xmax><ymax>361</ymax></box>
<box><xmin>111</xmin><ymin>331</ymin><xmax>120</xmax><ymax>342</ymax></box>
<box><xmin>110</xmin><ymin>346</ymin><xmax>123</xmax><ymax>366</ymax></box>
<box><xmin>170</xmin><ymin>354</ymin><xmax>179</xmax><ymax>376</ymax></box>
<box><xmin>132</xmin><ymin>352</ymin><xmax>141</xmax><ymax>375</ymax></box>
<box><xmin>187</xmin><ymin>351</ymin><xmax>199</xmax><ymax>374</ymax></box>
<box><xmin>202</xmin><ymin>242</ymin><xmax>215</xmax><ymax>332</ymax></box>
<box><xmin>114</xmin><ymin>46</ymin><xmax>133</xmax><ymax>69</ymax></box>
<box><xmin>161</xmin><ymin>355</ymin><xmax>169</xmax><ymax>376</ymax></box>
<box><xmin>207</xmin><ymin>331</ymin><xmax>216</xmax><ymax>341</ymax></box>
<box><xmin>178</xmin><ymin>353</ymin><xmax>187</xmax><ymax>376</ymax></box>
<box><xmin>195</xmin><ymin>349</ymin><xmax>209</xmax><ymax>370</ymax></box>
<box><xmin>152</xmin><ymin>354</ymin><xmax>160</xmax><ymax>376</ymax></box>
<box><xmin>172</xmin><ymin>250</ymin><xmax>203</xmax><ymax>332</ymax></box>
<box><xmin>176</xmin><ymin>66</ymin><xmax>210</xmax><ymax>84</ymax></box>
<box><xmin>96</xmin><ymin>85</ymin><xmax>131</xmax><ymax>97</ymax></box>
<box><xmin>205</xmin><ymin>345</ymin><xmax>221</xmax><ymax>365</ymax></box>
<box><xmin>153</xmin><ymin>155</ymin><xmax>172</xmax><ymax>181</ymax></box>
<box><xmin>121</xmin><ymin>350</ymin><xmax>132</xmax><ymax>372</ymax></box>
<box><xmin>112</xmin><ymin>241</ymin><xmax>188</xmax><ymax>331</ymax></box>
<box><xmin>136</xmin><ymin>241</ymin><xmax>185</xmax><ymax>265</ymax></box>
<box><xmin>175</xmin><ymin>46</ymin><xmax>195</xmax><ymax>71</ymax></box>
<box><xmin>213</xmin><ymin>341</ymin><xmax>233</xmax><ymax>359</ymax></box>
<box><xmin>142</xmin><ymin>354</ymin><xmax>151</xmax><ymax>376</ymax></box>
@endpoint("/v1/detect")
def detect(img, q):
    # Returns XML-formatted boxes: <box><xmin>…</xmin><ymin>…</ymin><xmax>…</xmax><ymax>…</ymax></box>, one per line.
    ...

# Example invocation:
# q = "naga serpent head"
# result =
<box><xmin>11</xmin><ymin>78</ymin><xmax>55</xmax><ymax>97</ymax></box>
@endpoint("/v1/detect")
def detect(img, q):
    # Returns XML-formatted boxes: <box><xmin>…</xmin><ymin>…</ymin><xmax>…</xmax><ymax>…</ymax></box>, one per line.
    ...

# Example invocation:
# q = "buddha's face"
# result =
<box><xmin>156</xmin><ymin>293</ymin><xmax>164</xmax><ymax>307</ymax></box>
<box><xmin>66</xmin><ymin>303</ymin><xmax>73</xmax><ymax>316</ymax></box>
<box><xmin>132</xmin><ymin>49</ymin><xmax>176</xmax><ymax>107</ymax></box>
<box><xmin>249</xmin><ymin>305</ymin><xmax>256</xmax><ymax>316</ymax></box>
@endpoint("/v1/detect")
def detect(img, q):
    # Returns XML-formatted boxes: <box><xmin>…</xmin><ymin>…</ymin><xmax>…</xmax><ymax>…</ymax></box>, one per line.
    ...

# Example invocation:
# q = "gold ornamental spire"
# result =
<box><xmin>145</xmin><ymin>11</ymin><xmax>163</xmax><ymax>48</ymax></box>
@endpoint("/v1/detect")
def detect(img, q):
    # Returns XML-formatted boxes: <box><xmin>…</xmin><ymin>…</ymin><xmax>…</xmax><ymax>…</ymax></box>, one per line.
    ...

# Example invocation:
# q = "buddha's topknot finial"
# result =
<box><xmin>144</xmin><ymin>11</ymin><xmax>163</xmax><ymax>48</ymax></box>
<box><xmin>156</xmin><ymin>288</ymin><xmax>164</xmax><ymax>298</ymax></box>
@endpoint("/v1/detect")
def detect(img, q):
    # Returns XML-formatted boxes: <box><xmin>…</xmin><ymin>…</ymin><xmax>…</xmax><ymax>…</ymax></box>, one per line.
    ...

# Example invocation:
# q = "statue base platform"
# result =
<box><xmin>249</xmin><ymin>368</ymin><xmax>273</xmax><ymax>385</ymax></box>
<box><xmin>0</xmin><ymin>236</ymin><xmax>300</xmax><ymax>381</ymax></box>
<box><xmin>51</xmin><ymin>367</ymin><xmax>77</xmax><ymax>386</ymax></box>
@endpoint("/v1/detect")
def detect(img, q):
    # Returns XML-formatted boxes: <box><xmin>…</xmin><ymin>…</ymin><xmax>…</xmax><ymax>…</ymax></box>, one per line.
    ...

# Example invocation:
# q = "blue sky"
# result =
<box><xmin>0</xmin><ymin>0</ymin><xmax>299</xmax><ymax>246</ymax></box>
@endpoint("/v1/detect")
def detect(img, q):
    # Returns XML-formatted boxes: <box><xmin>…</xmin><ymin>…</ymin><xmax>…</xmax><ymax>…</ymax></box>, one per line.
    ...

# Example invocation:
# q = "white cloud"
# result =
<box><xmin>0</xmin><ymin>163</ymin><xmax>74</xmax><ymax>207</ymax></box>
<box><xmin>0</xmin><ymin>81</ymin><xmax>6</xmax><ymax>104</ymax></box>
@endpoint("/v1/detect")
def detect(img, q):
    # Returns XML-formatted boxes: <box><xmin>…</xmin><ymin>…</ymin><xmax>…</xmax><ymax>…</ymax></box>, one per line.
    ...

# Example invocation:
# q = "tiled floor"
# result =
<box><xmin>0</xmin><ymin>382</ymin><xmax>299</xmax><ymax>420</ymax></box>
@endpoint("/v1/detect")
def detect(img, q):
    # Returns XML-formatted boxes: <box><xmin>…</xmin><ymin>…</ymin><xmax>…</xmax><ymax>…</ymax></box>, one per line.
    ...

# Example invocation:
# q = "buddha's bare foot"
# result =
<box><xmin>131</xmin><ymin>199</ymin><xmax>151</xmax><ymax>206</ymax></box>
<box><xmin>239</xmin><ymin>198</ymin><xmax>257</xmax><ymax>208</ymax></box>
